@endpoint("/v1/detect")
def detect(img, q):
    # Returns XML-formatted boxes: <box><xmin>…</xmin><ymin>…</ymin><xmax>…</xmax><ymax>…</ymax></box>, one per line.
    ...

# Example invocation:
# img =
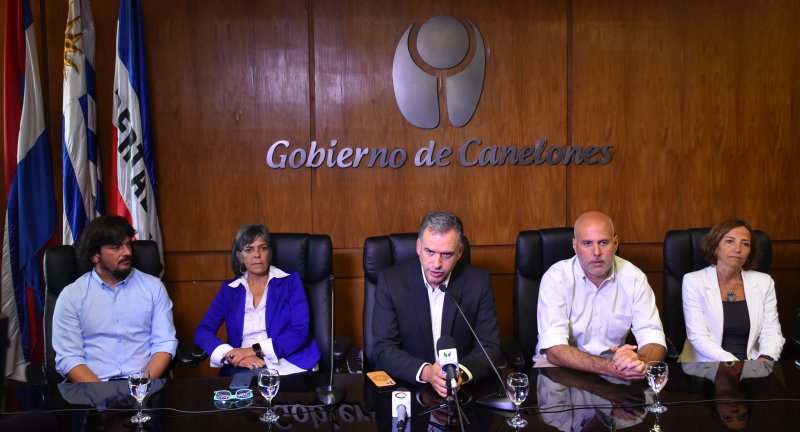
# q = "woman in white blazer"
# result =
<box><xmin>679</xmin><ymin>219</ymin><xmax>784</xmax><ymax>362</ymax></box>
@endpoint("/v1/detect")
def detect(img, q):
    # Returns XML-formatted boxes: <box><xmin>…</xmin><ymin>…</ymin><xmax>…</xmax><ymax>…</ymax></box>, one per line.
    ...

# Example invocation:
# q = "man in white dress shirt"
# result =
<box><xmin>535</xmin><ymin>211</ymin><xmax>666</xmax><ymax>381</ymax></box>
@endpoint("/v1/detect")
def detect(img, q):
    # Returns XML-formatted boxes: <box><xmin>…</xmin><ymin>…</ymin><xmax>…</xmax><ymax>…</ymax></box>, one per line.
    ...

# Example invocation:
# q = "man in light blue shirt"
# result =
<box><xmin>52</xmin><ymin>216</ymin><xmax>177</xmax><ymax>382</ymax></box>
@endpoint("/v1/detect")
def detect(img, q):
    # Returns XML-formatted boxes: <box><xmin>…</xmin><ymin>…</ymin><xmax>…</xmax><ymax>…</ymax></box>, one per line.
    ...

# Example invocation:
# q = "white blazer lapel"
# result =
<box><xmin>704</xmin><ymin>266</ymin><xmax>725</xmax><ymax>343</ymax></box>
<box><xmin>742</xmin><ymin>270</ymin><xmax>763</xmax><ymax>359</ymax></box>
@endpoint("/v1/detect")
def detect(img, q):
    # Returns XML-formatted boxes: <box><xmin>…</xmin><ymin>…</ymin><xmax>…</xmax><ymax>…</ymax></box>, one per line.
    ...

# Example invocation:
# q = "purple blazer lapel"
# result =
<box><xmin>228</xmin><ymin>286</ymin><xmax>247</xmax><ymax>348</ymax></box>
<box><xmin>264</xmin><ymin>276</ymin><xmax>282</xmax><ymax>337</ymax></box>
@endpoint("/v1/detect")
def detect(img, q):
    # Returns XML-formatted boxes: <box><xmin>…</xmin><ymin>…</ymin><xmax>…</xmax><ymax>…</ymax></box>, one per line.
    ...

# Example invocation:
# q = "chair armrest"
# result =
<box><xmin>25</xmin><ymin>362</ymin><xmax>46</xmax><ymax>385</ymax></box>
<box><xmin>332</xmin><ymin>336</ymin><xmax>351</xmax><ymax>362</ymax></box>
<box><xmin>345</xmin><ymin>347</ymin><xmax>364</xmax><ymax>373</ymax></box>
<box><xmin>500</xmin><ymin>339</ymin><xmax>522</xmax><ymax>370</ymax></box>
<box><xmin>175</xmin><ymin>342</ymin><xmax>208</xmax><ymax>368</ymax></box>
<box><xmin>665</xmin><ymin>337</ymin><xmax>680</xmax><ymax>363</ymax></box>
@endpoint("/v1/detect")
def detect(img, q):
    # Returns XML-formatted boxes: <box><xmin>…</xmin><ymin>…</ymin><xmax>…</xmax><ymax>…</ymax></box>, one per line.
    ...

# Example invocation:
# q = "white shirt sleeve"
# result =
<box><xmin>536</xmin><ymin>264</ymin><xmax>572</xmax><ymax>353</ymax></box>
<box><xmin>210</xmin><ymin>343</ymin><xmax>235</xmax><ymax>368</ymax></box>
<box><xmin>262</xmin><ymin>338</ymin><xmax>280</xmax><ymax>365</ymax></box>
<box><xmin>629</xmin><ymin>273</ymin><xmax>667</xmax><ymax>349</ymax></box>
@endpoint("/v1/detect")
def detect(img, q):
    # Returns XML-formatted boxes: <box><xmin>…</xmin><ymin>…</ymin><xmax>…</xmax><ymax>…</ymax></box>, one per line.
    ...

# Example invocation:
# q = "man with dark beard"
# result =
<box><xmin>52</xmin><ymin>216</ymin><xmax>177</xmax><ymax>382</ymax></box>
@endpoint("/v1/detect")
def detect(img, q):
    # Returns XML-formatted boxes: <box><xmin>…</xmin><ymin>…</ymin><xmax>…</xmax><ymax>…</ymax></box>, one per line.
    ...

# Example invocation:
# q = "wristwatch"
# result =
<box><xmin>252</xmin><ymin>343</ymin><xmax>264</xmax><ymax>359</ymax></box>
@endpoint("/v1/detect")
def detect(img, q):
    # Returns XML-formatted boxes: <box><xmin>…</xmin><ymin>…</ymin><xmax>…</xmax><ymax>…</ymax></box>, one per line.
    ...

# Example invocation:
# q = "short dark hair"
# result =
<box><xmin>76</xmin><ymin>216</ymin><xmax>136</xmax><ymax>268</ymax></box>
<box><xmin>418</xmin><ymin>211</ymin><xmax>464</xmax><ymax>246</ymax></box>
<box><xmin>230</xmin><ymin>223</ymin><xmax>271</xmax><ymax>277</ymax></box>
<box><xmin>703</xmin><ymin>219</ymin><xmax>759</xmax><ymax>270</ymax></box>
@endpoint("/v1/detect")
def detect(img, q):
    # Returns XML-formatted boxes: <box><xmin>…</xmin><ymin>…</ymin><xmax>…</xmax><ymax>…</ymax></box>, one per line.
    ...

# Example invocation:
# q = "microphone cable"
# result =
<box><xmin>440</xmin><ymin>284</ymin><xmax>510</xmax><ymax>403</ymax></box>
<box><xmin>450</xmin><ymin>385</ymin><xmax>468</xmax><ymax>432</ymax></box>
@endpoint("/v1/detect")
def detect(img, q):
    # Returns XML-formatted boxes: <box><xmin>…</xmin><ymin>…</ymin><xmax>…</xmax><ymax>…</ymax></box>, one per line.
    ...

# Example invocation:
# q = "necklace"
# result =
<box><xmin>718</xmin><ymin>269</ymin><xmax>741</xmax><ymax>302</ymax></box>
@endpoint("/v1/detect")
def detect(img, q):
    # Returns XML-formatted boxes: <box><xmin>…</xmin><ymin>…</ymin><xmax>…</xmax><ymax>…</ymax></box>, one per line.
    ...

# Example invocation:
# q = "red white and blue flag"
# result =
<box><xmin>2</xmin><ymin>0</ymin><xmax>57</xmax><ymax>380</ymax></box>
<box><xmin>63</xmin><ymin>0</ymin><xmax>103</xmax><ymax>245</ymax></box>
<box><xmin>111</xmin><ymin>0</ymin><xmax>163</xmax><ymax>261</ymax></box>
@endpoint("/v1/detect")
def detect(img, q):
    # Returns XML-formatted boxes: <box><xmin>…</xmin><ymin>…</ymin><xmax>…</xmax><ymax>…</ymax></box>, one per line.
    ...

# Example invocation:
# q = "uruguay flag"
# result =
<box><xmin>111</xmin><ymin>0</ymin><xmax>163</xmax><ymax>262</ymax></box>
<box><xmin>2</xmin><ymin>0</ymin><xmax>57</xmax><ymax>380</ymax></box>
<box><xmin>63</xmin><ymin>0</ymin><xmax>103</xmax><ymax>246</ymax></box>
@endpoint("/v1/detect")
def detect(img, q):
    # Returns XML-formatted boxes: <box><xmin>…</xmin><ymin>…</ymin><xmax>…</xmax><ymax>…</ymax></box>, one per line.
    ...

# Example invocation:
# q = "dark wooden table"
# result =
<box><xmin>3</xmin><ymin>361</ymin><xmax>800</xmax><ymax>431</ymax></box>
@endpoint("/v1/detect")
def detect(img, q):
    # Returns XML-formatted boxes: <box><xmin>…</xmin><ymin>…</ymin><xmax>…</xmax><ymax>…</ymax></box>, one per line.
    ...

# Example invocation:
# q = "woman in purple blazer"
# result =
<box><xmin>194</xmin><ymin>224</ymin><xmax>320</xmax><ymax>376</ymax></box>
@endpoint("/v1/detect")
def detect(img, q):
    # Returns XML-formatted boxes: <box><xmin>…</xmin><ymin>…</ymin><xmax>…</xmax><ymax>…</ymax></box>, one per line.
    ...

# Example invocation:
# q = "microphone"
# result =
<box><xmin>439</xmin><ymin>283</ymin><xmax>515</xmax><ymax>411</ymax></box>
<box><xmin>434</xmin><ymin>335</ymin><xmax>468</xmax><ymax>432</ymax></box>
<box><xmin>391</xmin><ymin>388</ymin><xmax>411</xmax><ymax>431</ymax></box>
<box><xmin>436</xmin><ymin>335</ymin><xmax>460</xmax><ymax>398</ymax></box>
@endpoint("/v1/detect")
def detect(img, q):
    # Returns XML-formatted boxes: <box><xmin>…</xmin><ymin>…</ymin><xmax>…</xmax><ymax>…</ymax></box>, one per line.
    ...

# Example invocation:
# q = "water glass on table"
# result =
<box><xmin>128</xmin><ymin>370</ymin><xmax>151</xmax><ymax>424</ymax></box>
<box><xmin>258</xmin><ymin>368</ymin><xmax>281</xmax><ymax>423</ymax></box>
<box><xmin>645</xmin><ymin>361</ymin><xmax>669</xmax><ymax>414</ymax></box>
<box><xmin>506</xmin><ymin>372</ymin><xmax>529</xmax><ymax>428</ymax></box>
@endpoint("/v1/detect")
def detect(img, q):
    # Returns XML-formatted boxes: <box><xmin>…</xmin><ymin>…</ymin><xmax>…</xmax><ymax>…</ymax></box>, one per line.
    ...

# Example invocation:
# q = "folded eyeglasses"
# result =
<box><xmin>213</xmin><ymin>389</ymin><xmax>253</xmax><ymax>401</ymax></box>
<box><xmin>214</xmin><ymin>398</ymin><xmax>253</xmax><ymax>409</ymax></box>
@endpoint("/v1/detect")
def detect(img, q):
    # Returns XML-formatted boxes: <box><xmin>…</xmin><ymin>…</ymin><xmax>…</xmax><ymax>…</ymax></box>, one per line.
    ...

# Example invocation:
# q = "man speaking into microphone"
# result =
<box><xmin>373</xmin><ymin>211</ymin><xmax>503</xmax><ymax>397</ymax></box>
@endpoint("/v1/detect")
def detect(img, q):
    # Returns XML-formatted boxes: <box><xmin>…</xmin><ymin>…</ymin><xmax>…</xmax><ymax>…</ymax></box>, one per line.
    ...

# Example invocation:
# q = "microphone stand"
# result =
<box><xmin>417</xmin><ymin>379</ymin><xmax>457</xmax><ymax>416</ymax></box>
<box><xmin>449</xmin><ymin>378</ymin><xmax>468</xmax><ymax>432</ymax></box>
<box><xmin>416</xmin><ymin>376</ymin><xmax>468</xmax><ymax>432</ymax></box>
<box><xmin>441</xmin><ymin>288</ymin><xmax>516</xmax><ymax>411</ymax></box>
<box><xmin>315</xmin><ymin>276</ymin><xmax>346</xmax><ymax>405</ymax></box>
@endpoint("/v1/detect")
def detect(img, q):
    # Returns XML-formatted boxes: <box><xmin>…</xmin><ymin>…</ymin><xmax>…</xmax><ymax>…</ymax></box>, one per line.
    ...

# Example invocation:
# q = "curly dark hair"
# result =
<box><xmin>75</xmin><ymin>216</ymin><xmax>136</xmax><ymax>268</ymax></box>
<box><xmin>702</xmin><ymin>219</ymin><xmax>759</xmax><ymax>270</ymax></box>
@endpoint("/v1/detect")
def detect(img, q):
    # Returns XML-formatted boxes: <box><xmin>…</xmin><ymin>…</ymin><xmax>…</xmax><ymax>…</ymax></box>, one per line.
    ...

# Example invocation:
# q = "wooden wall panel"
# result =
<box><xmin>168</xmin><ymin>281</ymin><xmax>222</xmax><ymax>343</ymax></box>
<box><xmin>570</xmin><ymin>0</ymin><xmax>800</xmax><ymax>242</ymax></box>
<box><xmin>142</xmin><ymin>0</ymin><xmax>314</xmax><ymax>251</ymax></box>
<box><xmin>335</xmin><ymin>278</ymin><xmax>364</xmax><ymax>348</ymax></box>
<box><xmin>491</xmin><ymin>274</ymin><xmax>514</xmax><ymax>341</ymax></box>
<box><xmin>312</xmin><ymin>0</ymin><xmax>569</xmax><ymax>248</ymax></box>
<box><xmin>164</xmin><ymin>251</ymin><xmax>231</xmax><ymax>282</ymax></box>
<box><xmin>570</xmin><ymin>0</ymin><xmax>688</xmax><ymax>241</ymax></box>
<box><xmin>1</xmin><ymin>0</ymin><xmax>799</xmax><ymax>378</ymax></box>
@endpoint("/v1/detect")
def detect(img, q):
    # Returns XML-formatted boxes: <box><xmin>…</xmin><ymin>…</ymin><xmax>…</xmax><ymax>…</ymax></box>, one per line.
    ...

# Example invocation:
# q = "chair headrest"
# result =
<box><xmin>363</xmin><ymin>233</ymin><xmax>471</xmax><ymax>284</ymax></box>
<box><xmin>515</xmin><ymin>228</ymin><xmax>574</xmax><ymax>280</ymax></box>
<box><xmin>44</xmin><ymin>240</ymin><xmax>162</xmax><ymax>297</ymax></box>
<box><xmin>270</xmin><ymin>233</ymin><xmax>332</xmax><ymax>282</ymax></box>
<box><xmin>664</xmin><ymin>228</ymin><xmax>772</xmax><ymax>275</ymax></box>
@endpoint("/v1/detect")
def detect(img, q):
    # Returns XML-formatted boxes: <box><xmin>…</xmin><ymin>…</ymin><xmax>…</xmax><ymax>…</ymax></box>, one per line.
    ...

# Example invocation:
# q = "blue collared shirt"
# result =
<box><xmin>53</xmin><ymin>268</ymin><xmax>178</xmax><ymax>380</ymax></box>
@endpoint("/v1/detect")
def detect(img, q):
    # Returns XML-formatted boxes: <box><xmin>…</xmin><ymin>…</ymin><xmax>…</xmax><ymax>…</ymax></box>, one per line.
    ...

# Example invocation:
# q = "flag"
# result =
<box><xmin>2</xmin><ymin>0</ymin><xmax>57</xmax><ymax>380</ymax></box>
<box><xmin>110</xmin><ymin>0</ymin><xmax>163</xmax><ymax>261</ymax></box>
<box><xmin>63</xmin><ymin>0</ymin><xmax>103</xmax><ymax>245</ymax></box>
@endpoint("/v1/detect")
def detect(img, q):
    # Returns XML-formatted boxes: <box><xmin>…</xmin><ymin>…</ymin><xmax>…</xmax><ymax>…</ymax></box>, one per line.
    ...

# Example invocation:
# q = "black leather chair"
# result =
<box><xmin>0</xmin><ymin>313</ymin><xmax>58</xmax><ymax>429</ymax></box>
<box><xmin>513</xmin><ymin>228</ymin><xmax>575</xmax><ymax>369</ymax></box>
<box><xmin>268</xmin><ymin>233</ymin><xmax>341</xmax><ymax>374</ymax></box>
<box><xmin>662</xmin><ymin>228</ymin><xmax>773</xmax><ymax>360</ymax></box>
<box><xmin>361</xmin><ymin>233</ymin><xmax>471</xmax><ymax>372</ymax></box>
<box><xmin>269</xmin><ymin>233</ymin><xmax>351</xmax><ymax>404</ymax></box>
<box><xmin>40</xmin><ymin>240</ymin><xmax>172</xmax><ymax>384</ymax></box>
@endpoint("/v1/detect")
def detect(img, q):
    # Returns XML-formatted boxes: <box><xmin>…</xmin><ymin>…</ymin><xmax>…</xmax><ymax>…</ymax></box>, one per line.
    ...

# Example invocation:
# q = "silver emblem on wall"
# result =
<box><xmin>393</xmin><ymin>16</ymin><xmax>485</xmax><ymax>129</ymax></box>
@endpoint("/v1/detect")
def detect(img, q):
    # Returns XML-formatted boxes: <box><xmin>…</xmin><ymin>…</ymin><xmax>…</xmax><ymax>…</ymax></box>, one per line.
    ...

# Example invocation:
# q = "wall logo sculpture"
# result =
<box><xmin>393</xmin><ymin>16</ymin><xmax>485</xmax><ymax>129</ymax></box>
<box><xmin>265</xmin><ymin>16</ymin><xmax>614</xmax><ymax>168</ymax></box>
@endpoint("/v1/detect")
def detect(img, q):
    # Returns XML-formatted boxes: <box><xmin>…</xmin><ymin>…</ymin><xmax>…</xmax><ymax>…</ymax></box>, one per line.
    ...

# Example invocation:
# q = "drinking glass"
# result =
<box><xmin>645</xmin><ymin>361</ymin><xmax>669</xmax><ymax>413</ymax></box>
<box><xmin>258</xmin><ymin>368</ymin><xmax>281</xmax><ymax>423</ymax></box>
<box><xmin>128</xmin><ymin>370</ymin><xmax>151</xmax><ymax>424</ymax></box>
<box><xmin>506</xmin><ymin>372</ymin><xmax>529</xmax><ymax>428</ymax></box>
